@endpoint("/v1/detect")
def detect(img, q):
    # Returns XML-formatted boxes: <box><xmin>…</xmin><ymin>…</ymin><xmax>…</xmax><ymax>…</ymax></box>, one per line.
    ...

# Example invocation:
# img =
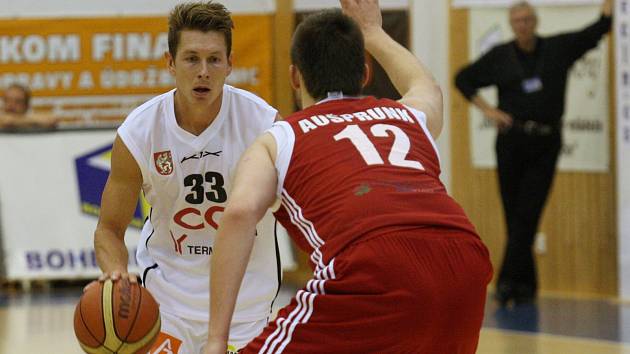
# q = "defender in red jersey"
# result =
<box><xmin>204</xmin><ymin>1</ymin><xmax>492</xmax><ymax>354</ymax></box>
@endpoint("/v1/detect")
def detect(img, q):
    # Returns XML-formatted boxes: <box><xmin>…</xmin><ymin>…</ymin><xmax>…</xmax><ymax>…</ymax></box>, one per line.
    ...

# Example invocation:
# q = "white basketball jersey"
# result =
<box><xmin>117</xmin><ymin>85</ymin><xmax>279</xmax><ymax>322</ymax></box>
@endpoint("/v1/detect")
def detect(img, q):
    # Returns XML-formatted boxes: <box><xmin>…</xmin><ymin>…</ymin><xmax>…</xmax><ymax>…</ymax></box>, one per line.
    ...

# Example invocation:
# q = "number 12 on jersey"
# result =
<box><xmin>333</xmin><ymin>124</ymin><xmax>424</xmax><ymax>170</ymax></box>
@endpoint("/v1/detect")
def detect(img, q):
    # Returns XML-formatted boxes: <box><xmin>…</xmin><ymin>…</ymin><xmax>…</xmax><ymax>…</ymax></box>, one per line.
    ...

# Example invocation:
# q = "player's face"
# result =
<box><xmin>510</xmin><ymin>7</ymin><xmax>537</xmax><ymax>44</ymax></box>
<box><xmin>167</xmin><ymin>30</ymin><xmax>232</xmax><ymax>108</ymax></box>
<box><xmin>3</xmin><ymin>87</ymin><xmax>28</xmax><ymax>115</ymax></box>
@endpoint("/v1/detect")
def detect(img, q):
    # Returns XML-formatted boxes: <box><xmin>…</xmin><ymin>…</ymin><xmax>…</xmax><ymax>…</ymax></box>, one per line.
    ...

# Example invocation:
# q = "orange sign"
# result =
<box><xmin>149</xmin><ymin>332</ymin><xmax>183</xmax><ymax>354</ymax></box>
<box><xmin>0</xmin><ymin>15</ymin><xmax>273</xmax><ymax>109</ymax></box>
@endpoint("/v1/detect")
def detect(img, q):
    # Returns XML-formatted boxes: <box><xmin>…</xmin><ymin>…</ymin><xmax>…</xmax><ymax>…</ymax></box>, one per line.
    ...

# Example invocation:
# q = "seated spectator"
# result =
<box><xmin>1</xmin><ymin>83</ymin><xmax>58</xmax><ymax>129</ymax></box>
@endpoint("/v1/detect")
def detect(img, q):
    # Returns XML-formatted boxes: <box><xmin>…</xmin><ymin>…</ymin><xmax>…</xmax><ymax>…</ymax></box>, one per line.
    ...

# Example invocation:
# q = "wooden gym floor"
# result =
<box><xmin>1</xmin><ymin>282</ymin><xmax>629</xmax><ymax>354</ymax></box>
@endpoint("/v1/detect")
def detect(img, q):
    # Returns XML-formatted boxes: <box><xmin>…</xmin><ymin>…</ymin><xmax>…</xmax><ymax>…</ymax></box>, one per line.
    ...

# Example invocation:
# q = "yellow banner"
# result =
<box><xmin>0</xmin><ymin>16</ymin><xmax>273</xmax><ymax>117</ymax></box>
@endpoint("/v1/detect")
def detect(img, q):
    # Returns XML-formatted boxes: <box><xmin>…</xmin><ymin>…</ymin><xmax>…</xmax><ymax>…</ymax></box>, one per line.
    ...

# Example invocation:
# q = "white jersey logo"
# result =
<box><xmin>153</xmin><ymin>151</ymin><xmax>174</xmax><ymax>175</ymax></box>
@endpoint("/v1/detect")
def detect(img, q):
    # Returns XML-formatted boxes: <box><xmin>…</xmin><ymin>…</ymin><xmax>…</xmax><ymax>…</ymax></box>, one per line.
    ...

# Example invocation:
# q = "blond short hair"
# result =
<box><xmin>167</xmin><ymin>1</ymin><xmax>234</xmax><ymax>58</ymax></box>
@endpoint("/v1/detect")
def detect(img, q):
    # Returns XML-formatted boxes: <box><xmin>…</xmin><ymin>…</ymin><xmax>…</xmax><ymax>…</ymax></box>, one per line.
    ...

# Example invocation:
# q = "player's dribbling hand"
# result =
<box><xmin>99</xmin><ymin>270</ymin><xmax>139</xmax><ymax>283</ymax></box>
<box><xmin>83</xmin><ymin>271</ymin><xmax>138</xmax><ymax>292</ymax></box>
<box><xmin>340</xmin><ymin>0</ymin><xmax>383</xmax><ymax>33</ymax></box>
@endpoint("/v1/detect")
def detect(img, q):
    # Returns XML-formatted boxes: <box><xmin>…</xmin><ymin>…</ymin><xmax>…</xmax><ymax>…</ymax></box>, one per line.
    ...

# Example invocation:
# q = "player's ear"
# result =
<box><xmin>165</xmin><ymin>51</ymin><xmax>175</xmax><ymax>76</ymax></box>
<box><xmin>290</xmin><ymin>64</ymin><xmax>301</xmax><ymax>90</ymax></box>
<box><xmin>226</xmin><ymin>52</ymin><xmax>233</xmax><ymax>76</ymax></box>
<box><xmin>361</xmin><ymin>63</ymin><xmax>371</xmax><ymax>88</ymax></box>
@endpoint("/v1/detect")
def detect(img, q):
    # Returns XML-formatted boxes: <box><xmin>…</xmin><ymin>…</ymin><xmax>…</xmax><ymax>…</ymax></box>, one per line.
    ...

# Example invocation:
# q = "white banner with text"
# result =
<box><xmin>0</xmin><ymin>15</ymin><xmax>273</xmax><ymax>123</ymax></box>
<box><xmin>0</xmin><ymin>130</ymin><xmax>140</xmax><ymax>279</ymax></box>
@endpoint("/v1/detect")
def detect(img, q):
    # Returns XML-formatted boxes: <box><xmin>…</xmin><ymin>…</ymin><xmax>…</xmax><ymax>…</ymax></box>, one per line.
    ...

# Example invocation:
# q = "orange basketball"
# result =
<box><xmin>73</xmin><ymin>279</ymin><xmax>161</xmax><ymax>354</ymax></box>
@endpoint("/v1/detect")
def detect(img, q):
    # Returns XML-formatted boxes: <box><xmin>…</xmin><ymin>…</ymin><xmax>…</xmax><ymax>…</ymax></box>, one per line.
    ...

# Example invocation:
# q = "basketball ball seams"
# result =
<box><xmin>77</xmin><ymin>285</ymin><xmax>114</xmax><ymax>354</ymax></box>
<box><xmin>75</xmin><ymin>279</ymin><xmax>161</xmax><ymax>354</ymax></box>
<box><xmin>114</xmin><ymin>281</ymin><xmax>141</xmax><ymax>353</ymax></box>
<box><xmin>102</xmin><ymin>280</ymin><xmax>124</xmax><ymax>351</ymax></box>
<box><xmin>112</xmin><ymin>279</ymin><xmax>138</xmax><ymax>351</ymax></box>
<box><xmin>79</xmin><ymin>295</ymin><xmax>105</xmax><ymax>347</ymax></box>
<box><xmin>117</xmin><ymin>316</ymin><xmax>161</xmax><ymax>353</ymax></box>
<box><xmin>122</xmin><ymin>283</ymin><xmax>143</xmax><ymax>343</ymax></box>
<box><xmin>120</xmin><ymin>285</ymin><xmax>162</xmax><ymax>353</ymax></box>
<box><xmin>78</xmin><ymin>342</ymin><xmax>114</xmax><ymax>354</ymax></box>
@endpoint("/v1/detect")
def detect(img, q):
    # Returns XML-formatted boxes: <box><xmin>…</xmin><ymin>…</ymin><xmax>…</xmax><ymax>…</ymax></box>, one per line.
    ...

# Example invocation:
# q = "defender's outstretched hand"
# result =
<box><xmin>341</xmin><ymin>0</ymin><xmax>443</xmax><ymax>138</ymax></box>
<box><xmin>340</xmin><ymin>0</ymin><xmax>382</xmax><ymax>33</ymax></box>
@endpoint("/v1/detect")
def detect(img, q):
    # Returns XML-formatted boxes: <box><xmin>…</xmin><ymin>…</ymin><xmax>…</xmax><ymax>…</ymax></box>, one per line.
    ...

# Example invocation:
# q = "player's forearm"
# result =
<box><xmin>208</xmin><ymin>208</ymin><xmax>258</xmax><ymax>342</ymax></box>
<box><xmin>94</xmin><ymin>227</ymin><xmax>130</xmax><ymax>274</ymax></box>
<box><xmin>363</xmin><ymin>26</ymin><xmax>439</xmax><ymax>98</ymax></box>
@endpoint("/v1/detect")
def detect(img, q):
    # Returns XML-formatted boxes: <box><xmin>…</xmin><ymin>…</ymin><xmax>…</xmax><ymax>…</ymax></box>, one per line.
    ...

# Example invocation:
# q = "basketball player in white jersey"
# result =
<box><xmin>91</xmin><ymin>2</ymin><xmax>282</xmax><ymax>353</ymax></box>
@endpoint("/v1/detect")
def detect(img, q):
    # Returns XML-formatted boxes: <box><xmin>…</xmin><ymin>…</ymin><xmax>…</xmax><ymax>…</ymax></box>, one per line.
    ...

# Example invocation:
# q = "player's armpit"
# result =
<box><xmin>399</xmin><ymin>86</ymin><xmax>444</xmax><ymax>139</ymax></box>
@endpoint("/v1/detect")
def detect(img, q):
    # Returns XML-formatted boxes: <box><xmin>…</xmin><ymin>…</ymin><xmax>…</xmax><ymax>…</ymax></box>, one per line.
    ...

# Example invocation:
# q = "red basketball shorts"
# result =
<box><xmin>242</xmin><ymin>229</ymin><xmax>493</xmax><ymax>354</ymax></box>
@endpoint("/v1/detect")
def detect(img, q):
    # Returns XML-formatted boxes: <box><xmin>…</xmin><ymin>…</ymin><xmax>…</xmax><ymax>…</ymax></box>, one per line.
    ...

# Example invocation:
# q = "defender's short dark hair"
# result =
<box><xmin>168</xmin><ymin>1</ymin><xmax>234</xmax><ymax>58</ymax></box>
<box><xmin>291</xmin><ymin>9</ymin><xmax>366</xmax><ymax>101</ymax></box>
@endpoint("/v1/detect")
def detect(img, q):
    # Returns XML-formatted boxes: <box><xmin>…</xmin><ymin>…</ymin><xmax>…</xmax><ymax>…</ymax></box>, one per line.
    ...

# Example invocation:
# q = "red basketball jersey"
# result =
<box><xmin>270</xmin><ymin>96</ymin><xmax>478</xmax><ymax>270</ymax></box>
